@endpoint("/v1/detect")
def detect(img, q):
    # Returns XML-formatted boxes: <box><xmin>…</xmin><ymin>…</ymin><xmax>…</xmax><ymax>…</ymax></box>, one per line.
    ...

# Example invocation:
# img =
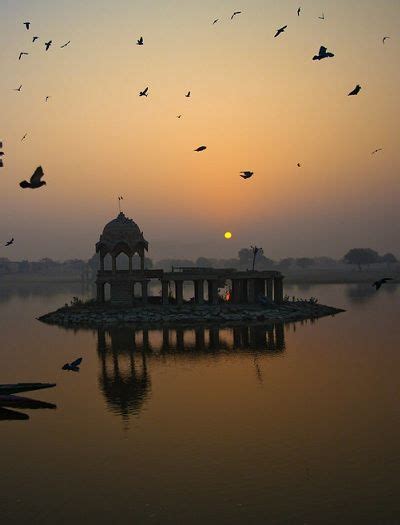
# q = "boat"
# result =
<box><xmin>0</xmin><ymin>383</ymin><xmax>56</xmax><ymax>395</ymax></box>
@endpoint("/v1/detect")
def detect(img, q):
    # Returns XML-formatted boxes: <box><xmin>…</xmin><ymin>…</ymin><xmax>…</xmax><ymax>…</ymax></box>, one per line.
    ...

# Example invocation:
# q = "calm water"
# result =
<box><xmin>0</xmin><ymin>282</ymin><xmax>399</xmax><ymax>524</ymax></box>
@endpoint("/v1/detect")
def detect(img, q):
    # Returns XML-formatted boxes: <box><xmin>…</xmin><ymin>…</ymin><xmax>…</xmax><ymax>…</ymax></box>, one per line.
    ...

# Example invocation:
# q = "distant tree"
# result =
<box><xmin>87</xmin><ymin>253</ymin><xmax>100</xmax><ymax>271</ymax></box>
<box><xmin>277</xmin><ymin>257</ymin><xmax>294</xmax><ymax>270</ymax></box>
<box><xmin>295</xmin><ymin>257</ymin><xmax>315</xmax><ymax>270</ymax></box>
<box><xmin>250</xmin><ymin>246</ymin><xmax>262</xmax><ymax>271</ymax></box>
<box><xmin>343</xmin><ymin>248</ymin><xmax>380</xmax><ymax>271</ymax></box>
<box><xmin>313</xmin><ymin>256</ymin><xmax>338</xmax><ymax>268</ymax></box>
<box><xmin>381</xmin><ymin>253</ymin><xmax>398</xmax><ymax>267</ymax></box>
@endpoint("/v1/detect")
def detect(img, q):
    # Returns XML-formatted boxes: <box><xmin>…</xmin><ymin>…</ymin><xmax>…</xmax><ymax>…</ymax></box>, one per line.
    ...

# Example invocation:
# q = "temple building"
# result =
<box><xmin>95</xmin><ymin>211</ymin><xmax>285</xmax><ymax>306</ymax></box>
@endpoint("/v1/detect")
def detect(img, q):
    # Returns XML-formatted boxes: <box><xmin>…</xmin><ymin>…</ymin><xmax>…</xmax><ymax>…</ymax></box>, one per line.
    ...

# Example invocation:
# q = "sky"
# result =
<box><xmin>1</xmin><ymin>0</ymin><xmax>399</xmax><ymax>261</ymax></box>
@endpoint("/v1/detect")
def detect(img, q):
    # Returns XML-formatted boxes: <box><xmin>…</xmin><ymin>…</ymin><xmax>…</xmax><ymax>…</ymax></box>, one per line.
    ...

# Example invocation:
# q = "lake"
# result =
<box><xmin>0</xmin><ymin>282</ymin><xmax>399</xmax><ymax>524</ymax></box>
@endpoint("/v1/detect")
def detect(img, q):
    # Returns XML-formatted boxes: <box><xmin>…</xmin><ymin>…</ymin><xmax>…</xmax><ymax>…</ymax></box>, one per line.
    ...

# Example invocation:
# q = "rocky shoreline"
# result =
<box><xmin>38</xmin><ymin>301</ymin><xmax>345</xmax><ymax>329</ymax></box>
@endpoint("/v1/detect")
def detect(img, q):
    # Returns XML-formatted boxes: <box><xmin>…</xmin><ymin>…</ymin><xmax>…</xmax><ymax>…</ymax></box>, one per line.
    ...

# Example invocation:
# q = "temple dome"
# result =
<box><xmin>96</xmin><ymin>212</ymin><xmax>148</xmax><ymax>256</ymax></box>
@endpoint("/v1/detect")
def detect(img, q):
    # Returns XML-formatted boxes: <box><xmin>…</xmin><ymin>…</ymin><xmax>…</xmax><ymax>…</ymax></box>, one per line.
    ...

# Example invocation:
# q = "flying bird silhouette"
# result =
<box><xmin>45</xmin><ymin>96</ymin><xmax>51</xmax><ymax>102</ymax></box>
<box><xmin>185</xmin><ymin>91</ymin><xmax>191</xmax><ymax>97</ymax></box>
<box><xmin>21</xmin><ymin>133</ymin><xmax>27</xmax><ymax>142</ymax></box>
<box><xmin>62</xmin><ymin>357</ymin><xmax>83</xmax><ymax>371</ymax></box>
<box><xmin>177</xmin><ymin>115</ymin><xmax>182</xmax><ymax>118</ymax></box>
<box><xmin>24</xmin><ymin>22</ymin><xmax>30</xmax><ymax>30</ymax></box>
<box><xmin>318</xmin><ymin>13</ymin><xmax>325</xmax><ymax>20</ymax></box>
<box><xmin>274</xmin><ymin>25</ymin><xmax>287</xmax><ymax>38</ymax></box>
<box><xmin>14</xmin><ymin>85</ymin><xmax>22</xmax><ymax>92</ymax></box>
<box><xmin>19</xmin><ymin>166</ymin><xmax>46</xmax><ymax>189</ymax></box>
<box><xmin>32</xmin><ymin>36</ymin><xmax>39</xmax><ymax>42</ymax></box>
<box><xmin>194</xmin><ymin>146</ymin><xmax>207</xmax><ymax>152</ymax></box>
<box><xmin>372</xmin><ymin>278</ymin><xmax>393</xmax><ymax>290</ymax></box>
<box><xmin>5</xmin><ymin>238</ymin><xmax>14</xmax><ymax>247</ymax></box>
<box><xmin>348</xmin><ymin>84</ymin><xmax>361</xmax><ymax>96</ymax></box>
<box><xmin>60</xmin><ymin>41</ymin><xmax>70</xmax><ymax>48</ymax></box>
<box><xmin>313</xmin><ymin>46</ymin><xmax>334</xmax><ymax>60</ymax></box>
<box><xmin>44</xmin><ymin>40</ymin><xmax>52</xmax><ymax>51</ymax></box>
<box><xmin>240</xmin><ymin>171</ymin><xmax>253</xmax><ymax>179</ymax></box>
<box><xmin>137</xmin><ymin>36</ymin><xmax>143</xmax><ymax>45</ymax></box>
<box><xmin>231</xmin><ymin>11</ymin><xmax>242</xmax><ymax>20</ymax></box>
<box><xmin>297</xmin><ymin>163</ymin><xmax>301</xmax><ymax>167</ymax></box>
<box><xmin>297</xmin><ymin>7</ymin><xmax>301</xmax><ymax>16</ymax></box>
<box><xmin>383</xmin><ymin>36</ymin><xmax>390</xmax><ymax>44</ymax></box>
<box><xmin>372</xmin><ymin>148</ymin><xmax>383</xmax><ymax>155</ymax></box>
<box><xmin>139</xmin><ymin>87</ymin><xmax>149</xmax><ymax>97</ymax></box>
<box><xmin>213</xmin><ymin>19</ymin><xmax>219</xmax><ymax>25</ymax></box>
<box><xmin>18</xmin><ymin>52</ymin><xmax>28</xmax><ymax>60</ymax></box>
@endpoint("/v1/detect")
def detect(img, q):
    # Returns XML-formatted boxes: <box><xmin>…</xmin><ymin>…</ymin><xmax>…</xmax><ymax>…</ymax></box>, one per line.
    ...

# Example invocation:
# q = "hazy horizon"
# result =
<box><xmin>1</xmin><ymin>0</ymin><xmax>399</xmax><ymax>261</ymax></box>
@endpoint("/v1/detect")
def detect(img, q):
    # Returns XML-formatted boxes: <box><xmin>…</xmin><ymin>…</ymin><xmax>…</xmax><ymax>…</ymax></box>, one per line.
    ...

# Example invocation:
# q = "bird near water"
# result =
<box><xmin>318</xmin><ymin>13</ymin><xmax>325</xmax><ymax>20</ymax></box>
<box><xmin>21</xmin><ymin>133</ymin><xmax>27</xmax><ymax>141</ymax></box>
<box><xmin>60</xmin><ymin>41</ymin><xmax>70</xmax><ymax>48</ymax></box>
<box><xmin>45</xmin><ymin>96</ymin><xmax>51</xmax><ymax>102</ymax></box>
<box><xmin>185</xmin><ymin>91</ymin><xmax>191</xmax><ymax>98</ymax></box>
<box><xmin>348</xmin><ymin>84</ymin><xmax>361</xmax><ymax>96</ymax></box>
<box><xmin>32</xmin><ymin>36</ymin><xmax>39</xmax><ymax>43</ymax></box>
<box><xmin>5</xmin><ymin>238</ymin><xmax>14</xmax><ymax>247</ymax></box>
<box><xmin>383</xmin><ymin>36</ymin><xmax>390</xmax><ymax>44</ymax></box>
<box><xmin>297</xmin><ymin>7</ymin><xmax>301</xmax><ymax>16</ymax></box>
<box><xmin>372</xmin><ymin>278</ymin><xmax>393</xmax><ymax>290</ymax></box>
<box><xmin>62</xmin><ymin>357</ymin><xmax>83</xmax><ymax>372</ymax></box>
<box><xmin>19</xmin><ymin>166</ymin><xmax>46</xmax><ymax>189</ymax></box>
<box><xmin>231</xmin><ymin>11</ymin><xmax>241</xmax><ymax>20</ymax></box>
<box><xmin>194</xmin><ymin>146</ymin><xmax>207</xmax><ymax>152</ymax></box>
<box><xmin>137</xmin><ymin>36</ymin><xmax>143</xmax><ymax>45</ymax></box>
<box><xmin>274</xmin><ymin>26</ymin><xmax>287</xmax><ymax>38</ymax></box>
<box><xmin>14</xmin><ymin>85</ymin><xmax>22</xmax><ymax>92</ymax></box>
<box><xmin>313</xmin><ymin>46</ymin><xmax>334</xmax><ymax>61</ymax></box>
<box><xmin>213</xmin><ymin>19</ymin><xmax>219</xmax><ymax>25</ymax></box>
<box><xmin>139</xmin><ymin>87</ymin><xmax>149</xmax><ymax>97</ymax></box>
<box><xmin>18</xmin><ymin>52</ymin><xmax>28</xmax><ymax>60</ymax></box>
<box><xmin>45</xmin><ymin>40</ymin><xmax>52</xmax><ymax>51</ymax></box>
<box><xmin>24</xmin><ymin>22</ymin><xmax>30</xmax><ymax>30</ymax></box>
<box><xmin>240</xmin><ymin>171</ymin><xmax>253</xmax><ymax>179</ymax></box>
<box><xmin>372</xmin><ymin>148</ymin><xmax>383</xmax><ymax>155</ymax></box>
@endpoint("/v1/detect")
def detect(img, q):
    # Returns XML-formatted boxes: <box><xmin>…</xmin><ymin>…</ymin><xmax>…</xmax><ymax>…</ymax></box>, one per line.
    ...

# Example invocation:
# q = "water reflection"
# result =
<box><xmin>96</xmin><ymin>323</ymin><xmax>286</xmax><ymax>420</ymax></box>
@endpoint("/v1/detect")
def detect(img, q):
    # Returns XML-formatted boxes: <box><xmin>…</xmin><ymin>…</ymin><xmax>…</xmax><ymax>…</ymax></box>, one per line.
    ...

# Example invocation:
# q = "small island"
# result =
<box><xmin>39</xmin><ymin>212</ymin><xmax>345</xmax><ymax>328</ymax></box>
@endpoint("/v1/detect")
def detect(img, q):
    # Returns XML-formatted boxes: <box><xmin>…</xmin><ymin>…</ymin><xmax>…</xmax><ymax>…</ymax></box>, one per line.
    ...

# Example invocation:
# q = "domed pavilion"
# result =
<box><xmin>95</xmin><ymin>211</ymin><xmax>285</xmax><ymax>307</ymax></box>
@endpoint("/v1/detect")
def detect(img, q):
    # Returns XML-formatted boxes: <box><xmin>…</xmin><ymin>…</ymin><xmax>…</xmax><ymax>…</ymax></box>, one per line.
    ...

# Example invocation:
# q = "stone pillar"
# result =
<box><xmin>232</xmin><ymin>279</ymin><xmax>241</xmax><ymax>304</ymax></box>
<box><xmin>112</xmin><ymin>255</ymin><xmax>116</xmax><ymax>273</ymax></box>
<box><xmin>266</xmin><ymin>278</ymin><xmax>273</xmax><ymax>300</ymax></box>
<box><xmin>142</xmin><ymin>329</ymin><xmax>149</xmax><ymax>350</ymax></box>
<box><xmin>208</xmin><ymin>280</ymin><xmax>219</xmax><ymax>305</ymax></box>
<box><xmin>176</xmin><ymin>328</ymin><xmax>184</xmax><ymax>351</ymax></box>
<box><xmin>162</xmin><ymin>328</ymin><xmax>170</xmax><ymax>351</ymax></box>
<box><xmin>254</xmin><ymin>279</ymin><xmax>265</xmax><ymax>300</ymax></box>
<box><xmin>195</xmin><ymin>327</ymin><xmax>205</xmax><ymax>350</ymax></box>
<box><xmin>175</xmin><ymin>280</ymin><xmax>184</xmax><ymax>306</ymax></box>
<box><xmin>100</xmin><ymin>255</ymin><xmax>105</xmax><ymax>271</ymax></box>
<box><xmin>240</xmin><ymin>279</ymin><xmax>248</xmax><ymax>303</ymax></box>
<box><xmin>140</xmin><ymin>253</ymin><xmax>145</xmax><ymax>271</ymax></box>
<box><xmin>128</xmin><ymin>256</ymin><xmax>132</xmax><ymax>272</ymax></box>
<box><xmin>97</xmin><ymin>282</ymin><xmax>105</xmax><ymax>303</ymax></box>
<box><xmin>209</xmin><ymin>326</ymin><xmax>220</xmax><ymax>348</ymax></box>
<box><xmin>194</xmin><ymin>279</ymin><xmax>205</xmax><ymax>304</ymax></box>
<box><xmin>274</xmin><ymin>276</ymin><xmax>284</xmax><ymax>304</ymax></box>
<box><xmin>248</xmin><ymin>279</ymin><xmax>257</xmax><ymax>303</ymax></box>
<box><xmin>161</xmin><ymin>280</ymin><xmax>169</xmax><ymax>305</ymax></box>
<box><xmin>142</xmin><ymin>280</ymin><xmax>148</xmax><ymax>304</ymax></box>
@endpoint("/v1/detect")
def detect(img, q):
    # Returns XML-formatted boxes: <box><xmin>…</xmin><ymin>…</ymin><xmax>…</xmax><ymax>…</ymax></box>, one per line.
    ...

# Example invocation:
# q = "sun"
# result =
<box><xmin>224</xmin><ymin>231</ymin><xmax>232</xmax><ymax>239</ymax></box>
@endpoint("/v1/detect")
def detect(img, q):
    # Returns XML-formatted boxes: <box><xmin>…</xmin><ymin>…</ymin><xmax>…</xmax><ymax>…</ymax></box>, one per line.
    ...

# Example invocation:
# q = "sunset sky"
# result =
<box><xmin>1</xmin><ymin>0</ymin><xmax>399</xmax><ymax>261</ymax></box>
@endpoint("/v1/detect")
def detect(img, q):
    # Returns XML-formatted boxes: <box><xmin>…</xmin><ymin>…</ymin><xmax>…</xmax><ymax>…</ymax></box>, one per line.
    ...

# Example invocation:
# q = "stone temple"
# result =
<box><xmin>96</xmin><ymin>211</ymin><xmax>285</xmax><ymax>306</ymax></box>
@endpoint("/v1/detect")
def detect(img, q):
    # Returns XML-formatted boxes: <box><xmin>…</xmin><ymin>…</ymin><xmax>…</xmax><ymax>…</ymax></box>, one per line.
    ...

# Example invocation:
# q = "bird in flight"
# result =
<box><xmin>137</xmin><ymin>36</ymin><xmax>143</xmax><ymax>45</ymax></box>
<box><xmin>14</xmin><ymin>85</ymin><xmax>22</xmax><ymax>92</ymax></box>
<box><xmin>382</xmin><ymin>36</ymin><xmax>390</xmax><ymax>44</ymax></box>
<box><xmin>45</xmin><ymin>40</ymin><xmax>52</xmax><ymax>51</ymax></box>
<box><xmin>240</xmin><ymin>171</ymin><xmax>253</xmax><ymax>179</ymax></box>
<box><xmin>348</xmin><ymin>84</ymin><xmax>361</xmax><ymax>96</ymax></box>
<box><xmin>185</xmin><ymin>91</ymin><xmax>191</xmax><ymax>98</ymax></box>
<box><xmin>24</xmin><ymin>22</ymin><xmax>30</xmax><ymax>30</ymax></box>
<box><xmin>60</xmin><ymin>41</ymin><xmax>71</xmax><ymax>48</ymax></box>
<box><xmin>139</xmin><ymin>87</ymin><xmax>149</xmax><ymax>97</ymax></box>
<box><xmin>372</xmin><ymin>148</ymin><xmax>383</xmax><ymax>155</ymax></box>
<box><xmin>19</xmin><ymin>52</ymin><xmax>28</xmax><ymax>60</ymax></box>
<box><xmin>318</xmin><ymin>13</ymin><xmax>325</xmax><ymax>20</ymax></box>
<box><xmin>5</xmin><ymin>238</ymin><xmax>14</xmax><ymax>247</ymax></box>
<box><xmin>45</xmin><ymin>96</ymin><xmax>51</xmax><ymax>102</ymax></box>
<box><xmin>313</xmin><ymin>46</ymin><xmax>334</xmax><ymax>60</ymax></box>
<box><xmin>231</xmin><ymin>11</ymin><xmax>242</xmax><ymax>20</ymax></box>
<box><xmin>297</xmin><ymin>163</ymin><xmax>301</xmax><ymax>167</ymax></box>
<box><xmin>213</xmin><ymin>18</ymin><xmax>219</xmax><ymax>25</ymax></box>
<box><xmin>177</xmin><ymin>115</ymin><xmax>182</xmax><ymax>118</ymax></box>
<box><xmin>297</xmin><ymin>7</ymin><xmax>301</xmax><ymax>16</ymax></box>
<box><xmin>19</xmin><ymin>166</ymin><xmax>46</xmax><ymax>189</ymax></box>
<box><xmin>32</xmin><ymin>36</ymin><xmax>39</xmax><ymax>42</ymax></box>
<box><xmin>194</xmin><ymin>146</ymin><xmax>207</xmax><ymax>152</ymax></box>
<box><xmin>21</xmin><ymin>133</ymin><xmax>27</xmax><ymax>141</ymax></box>
<box><xmin>372</xmin><ymin>278</ymin><xmax>393</xmax><ymax>290</ymax></box>
<box><xmin>62</xmin><ymin>357</ymin><xmax>83</xmax><ymax>372</ymax></box>
<box><xmin>274</xmin><ymin>25</ymin><xmax>287</xmax><ymax>38</ymax></box>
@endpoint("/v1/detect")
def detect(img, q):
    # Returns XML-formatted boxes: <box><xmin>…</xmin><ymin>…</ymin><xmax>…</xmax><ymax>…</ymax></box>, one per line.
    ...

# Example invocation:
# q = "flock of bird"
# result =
<box><xmin>3</xmin><ymin>8</ymin><xmax>395</xmax><ymax>291</ymax></box>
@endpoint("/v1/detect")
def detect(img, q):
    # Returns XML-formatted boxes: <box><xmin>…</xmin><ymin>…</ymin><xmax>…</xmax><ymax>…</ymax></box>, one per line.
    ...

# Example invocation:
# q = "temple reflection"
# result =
<box><xmin>97</xmin><ymin>323</ymin><xmax>286</xmax><ymax>421</ymax></box>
